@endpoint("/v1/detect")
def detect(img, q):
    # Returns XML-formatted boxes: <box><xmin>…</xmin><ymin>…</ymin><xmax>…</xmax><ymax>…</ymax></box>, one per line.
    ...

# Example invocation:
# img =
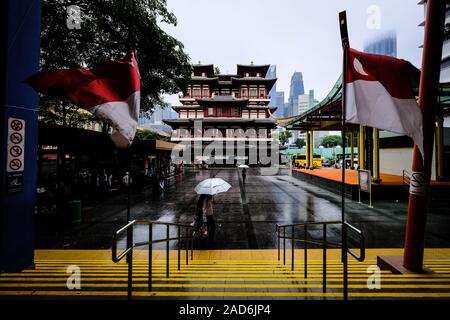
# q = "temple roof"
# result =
<box><xmin>237</xmin><ymin>64</ymin><xmax>270</xmax><ymax>77</ymax></box>
<box><xmin>192</xmin><ymin>64</ymin><xmax>215</xmax><ymax>77</ymax></box>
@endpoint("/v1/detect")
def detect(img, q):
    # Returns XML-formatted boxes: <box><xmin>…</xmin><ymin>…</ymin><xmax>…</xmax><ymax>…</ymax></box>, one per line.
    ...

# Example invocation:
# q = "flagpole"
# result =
<box><xmin>338</xmin><ymin>10</ymin><xmax>349</xmax><ymax>300</ymax></box>
<box><xmin>403</xmin><ymin>0</ymin><xmax>446</xmax><ymax>272</ymax></box>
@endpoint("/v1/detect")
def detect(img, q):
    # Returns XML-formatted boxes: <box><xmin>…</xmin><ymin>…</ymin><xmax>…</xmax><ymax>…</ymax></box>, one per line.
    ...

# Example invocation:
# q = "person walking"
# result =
<box><xmin>203</xmin><ymin>195</ymin><xmax>215</xmax><ymax>244</ymax></box>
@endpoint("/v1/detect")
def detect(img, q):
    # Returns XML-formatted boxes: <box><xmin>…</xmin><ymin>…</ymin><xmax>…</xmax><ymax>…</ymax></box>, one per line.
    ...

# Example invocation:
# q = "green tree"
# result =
<box><xmin>295</xmin><ymin>138</ymin><xmax>306</xmax><ymax>148</ymax></box>
<box><xmin>39</xmin><ymin>0</ymin><xmax>191</xmax><ymax>127</ymax></box>
<box><xmin>321</xmin><ymin>135</ymin><xmax>342</xmax><ymax>148</ymax></box>
<box><xmin>278</xmin><ymin>131</ymin><xmax>293</xmax><ymax>146</ymax></box>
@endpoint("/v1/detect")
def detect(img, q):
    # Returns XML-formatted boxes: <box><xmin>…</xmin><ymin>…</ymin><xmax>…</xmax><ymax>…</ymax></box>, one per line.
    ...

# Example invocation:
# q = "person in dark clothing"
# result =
<box><xmin>195</xmin><ymin>194</ymin><xmax>215</xmax><ymax>244</ymax></box>
<box><xmin>242</xmin><ymin>168</ymin><xmax>247</xmax><ymax>184</ymax></box>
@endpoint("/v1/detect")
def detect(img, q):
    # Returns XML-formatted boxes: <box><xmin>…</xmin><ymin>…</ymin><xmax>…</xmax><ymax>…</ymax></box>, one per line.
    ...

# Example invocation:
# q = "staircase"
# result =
<box><xmin>1</xmin><ymin>254</ymin><xmax>450</xmax><ymax>299</ymax></box>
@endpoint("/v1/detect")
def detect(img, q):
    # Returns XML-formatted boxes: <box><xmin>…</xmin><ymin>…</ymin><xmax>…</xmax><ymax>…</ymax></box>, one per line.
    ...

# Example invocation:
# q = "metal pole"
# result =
<box><xmin>404</xmin><ymin>0</ymin><xmax>446</xmax><ymax>272</ymax></box>
<box><xmin>178</xmin><ymin>225</ymin><xmax>181</xmax><ymax>271</ymax></box>
<box><xmin>185</xmin><ymin>227</ymin><xmax>189</xmax><ymax>265</ymax></box>
<box><xmin>372</xmin><ymin>128</ymin><xmax>381</xmax><ymax>183</ymax></box>
<box><xmin>339</xmin><ymin>10</ymin><xmax>349</xmax><ymax>300</ymax></box>
<box><xmin>166</xmin><ymin>224</ymin><xmax>170</xmax><ymax>278</ymax></box>
<box><xmin>323</xmin><ymin>224</ymin><xmax>327</xmax><ymax>293</ymax></box>
<box><xmin>291</xmin><ymin>225</ymin><xmax>294</xmax><ymax>271</ymax></box>
<box><xmin>127</xmin><ymin>226</ymin><xmax>133</xmax><ymax>300</ymax></box>
<box><xmin>304</xmin><ymin>224</ymin><xmax>307</xmax><ymax>278</ymax></box>
<box><xmin>283</xmin><ymin>227</ymin><xmax>286</xmax><ymax>265</ymax></box>
<box><xmin>148</xmin><ymin>224</ymin><xmax>152</xmax><ymax>292</ymax></box>
<box><xmin>277</xmin><ymin>226</ymin><xmax>280</xmax><ymax>261</ymax></box>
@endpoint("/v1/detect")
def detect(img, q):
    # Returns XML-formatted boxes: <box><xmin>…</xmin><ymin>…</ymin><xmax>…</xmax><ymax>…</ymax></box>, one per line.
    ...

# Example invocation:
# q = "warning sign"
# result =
<box><xmin>409</xmin><ymin>171</ymin><xmax>427</xmax><ymax>196</ymax></box>
<box><xmin>6</xmin><ymin>117</ymin><xmax>25</xmax><ymax>173</ymax></box>
<box><xmin>6</xmin><ymin>172</ymin><xmax>23</xmax><ymax>195</ymax></box>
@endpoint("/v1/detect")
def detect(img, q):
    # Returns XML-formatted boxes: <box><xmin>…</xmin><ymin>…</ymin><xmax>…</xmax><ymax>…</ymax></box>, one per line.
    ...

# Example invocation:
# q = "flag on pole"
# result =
<box><xmin>345</xmin><ymin>48</ymin><xmax>424</xmax><ymax>158</ymax></box>
<box><xmin>27</xmin><ymin>51</ymin><xmax>140</xmax><ymax>148</ymax></box>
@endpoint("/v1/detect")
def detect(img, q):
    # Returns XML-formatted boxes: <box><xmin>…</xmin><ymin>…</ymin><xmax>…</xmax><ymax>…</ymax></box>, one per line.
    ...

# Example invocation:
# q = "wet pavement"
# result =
<box><xmin>36</xmin><ymin>168</ymin><xmax>450</xmax><ymax>249</ymax></box>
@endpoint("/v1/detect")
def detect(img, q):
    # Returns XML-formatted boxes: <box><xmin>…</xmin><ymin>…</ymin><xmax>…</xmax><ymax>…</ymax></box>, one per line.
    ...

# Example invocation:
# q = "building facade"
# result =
<box><xmin>163</xmin><ymin>63</ymin><xmax>278</xmax><ymax>166</ymax></box>
<box><xmin>363</xmin><ymin>31</ymin><xmax>397</xmax><ymax>57</ymax></box>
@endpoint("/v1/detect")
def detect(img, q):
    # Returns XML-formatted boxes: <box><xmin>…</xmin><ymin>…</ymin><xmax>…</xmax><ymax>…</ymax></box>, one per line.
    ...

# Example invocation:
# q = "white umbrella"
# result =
<box><xmin>238</xmin><ymin>164</ymin><xmax>249</xmax><ymax>168</ymax></box>
<box><xmin>194</xmin><ymin>178</ymin><xmax>231</xmax><ymax>195</ymax></box>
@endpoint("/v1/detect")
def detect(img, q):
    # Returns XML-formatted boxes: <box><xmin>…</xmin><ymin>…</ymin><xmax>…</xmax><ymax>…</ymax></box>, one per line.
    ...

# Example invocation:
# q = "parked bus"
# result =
<box><xmin>292</xmin><ymin>154</ymin><xmax>323</xmax><ymax>168</ymax></box>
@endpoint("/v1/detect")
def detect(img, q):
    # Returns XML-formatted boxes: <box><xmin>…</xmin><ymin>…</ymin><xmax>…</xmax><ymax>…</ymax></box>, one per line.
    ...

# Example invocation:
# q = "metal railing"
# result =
<box><xmin>112</xmin><ymin>220</ymin><xmax>194</xmax><ymax>299</ymax></box>
<box><xmin>402</xmin><ymin>169</ymin><xmax>411</xmax><ymax>186</ymax></box>
<box><xmin>276</xmin><ymin>220</ymin><xmax>365</xmax><ymax>298</ymax></box>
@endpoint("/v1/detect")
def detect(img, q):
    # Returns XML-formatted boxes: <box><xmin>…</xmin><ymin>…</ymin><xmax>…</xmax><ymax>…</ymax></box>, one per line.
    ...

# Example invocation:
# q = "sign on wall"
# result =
<box><xmin>6</xmin><ymin>118</ymin><xmax>25</xmax><ymax>194</ymax></box>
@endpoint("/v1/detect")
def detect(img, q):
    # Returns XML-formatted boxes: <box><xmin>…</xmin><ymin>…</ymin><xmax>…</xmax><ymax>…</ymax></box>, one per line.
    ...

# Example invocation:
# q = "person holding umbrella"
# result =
<box><xmin>194</xmin><ymin>178</ymin><xmax>231</xmax><ymax>245</ymax></box>
<box><xmin>238</xmin><ymin>164</ymin><xmax>249</xmax><ymax>184</ymax></box>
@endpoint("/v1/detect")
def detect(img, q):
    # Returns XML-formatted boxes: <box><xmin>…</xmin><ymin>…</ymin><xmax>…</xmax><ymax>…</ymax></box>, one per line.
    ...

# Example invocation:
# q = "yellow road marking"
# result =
<box><xmin>1</xmin><ymin>282</ymin><xmax>450</xmax><ymax>289</ymax></box>
<box><xmin>1</xmin><ymin>290</ymin><xmax>450</xmax><ymax>298</ymax></box>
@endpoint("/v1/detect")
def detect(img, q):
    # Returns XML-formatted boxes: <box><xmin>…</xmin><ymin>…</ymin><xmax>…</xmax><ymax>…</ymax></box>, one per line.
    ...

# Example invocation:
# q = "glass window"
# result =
<box><xmin>202</xmin><ymin>87</ymin><xmax>209</xmax><ymax>97</ymax></box>
<box><xmin>259</xmin><ymin>111</ymin><xmax>266</xmax><ymax>118</ymax></box>
<box><xmin>197</xmin><ymin>110</ymin><xmax>204</xmax><ymax>118</ymax></box>
<box><xmin>180</xmin><ymin>111</ymin><xmax>188</xmax><ymax>118</ymax></box>
<box><xmin>193</xmin><ymin>87</ymin><xmax>201</xmax><ymax>97</ymax></box>
<box><xmin>249</xmin><ymin>87</ymin><xmax>257</xmax><ymax>97</ymax></box>
<box><xmin>208</xmin><ymin>108</ymin><xmax>214</xmax><ymax>116</ymax></box>
<box><xmin>259</xmin><ymin>87</ymin><xmax>265</xmax><ymax>97</ymax></box>
<box><xmin>250</xmin><ymin>111</ymin><xmax>258</xmax><ymax>119</ymax></box>
<box><xmin>241</xmin><ymin>86</ymin><xmax>248</xmax><ymax>97</ymax></box>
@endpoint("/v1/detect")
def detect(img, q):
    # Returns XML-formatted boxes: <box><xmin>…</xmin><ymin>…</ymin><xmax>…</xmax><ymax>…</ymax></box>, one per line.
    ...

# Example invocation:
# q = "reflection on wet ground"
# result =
<box><xmin>36</xmin><ymin>168</ymin><xmax>450</xmax><ymax>250</ymax></box>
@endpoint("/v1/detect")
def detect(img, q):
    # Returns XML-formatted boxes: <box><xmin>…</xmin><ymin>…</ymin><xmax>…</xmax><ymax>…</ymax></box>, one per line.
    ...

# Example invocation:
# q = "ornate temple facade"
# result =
<box><xmin>163</xmin><ymin>63</ymin><xmax>278</xmax><ymax>166</ymax></box>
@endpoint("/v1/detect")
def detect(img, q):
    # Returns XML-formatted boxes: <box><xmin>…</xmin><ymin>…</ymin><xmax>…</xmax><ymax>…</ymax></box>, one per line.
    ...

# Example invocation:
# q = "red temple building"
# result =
<box><xmin>163</xmin><ymin>63</ymin><xmax>279</xmax><ymax>166</ymax></box>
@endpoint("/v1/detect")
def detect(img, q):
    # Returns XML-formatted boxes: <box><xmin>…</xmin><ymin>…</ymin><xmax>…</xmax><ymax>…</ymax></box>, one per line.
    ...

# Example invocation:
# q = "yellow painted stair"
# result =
<box><xmin>1</xmin><ymin>250</ymin><xmax>450</xmax><ymax>299</ymax></box>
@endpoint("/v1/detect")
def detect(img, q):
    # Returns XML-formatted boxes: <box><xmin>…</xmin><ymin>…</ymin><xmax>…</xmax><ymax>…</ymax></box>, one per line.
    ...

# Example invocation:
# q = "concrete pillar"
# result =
<box><xmin>436</xmin><ymin>116</ymin><xmax>444</xmax><ymax>179</ymax></box>
<box><xmin>358</xmin><ymin>125</ymin><xmax>365</xmax><ymax>170</ymax></box>
<box><xmin>309</xmin><ymin>131</ymin><xmax>314</xmax><ymax>169</ymax></box>
<box><xmin>305</xmin><ymin>131</ymin><xmax>311</xmax><ymax>168</ymax></box>
<box><xmin>350</xmin><ymin>131</ymin><xmax>355</xmax><ymax>170</ymax></box>
<box><xmin>373</xmin><ymin>128</ymin><xmax>381</xmax><ymax>183</ymax></box>
<box><xmin>1</xmin><ymin>0</ymin><xmax>41</xmax><ymax>272</ymax></box>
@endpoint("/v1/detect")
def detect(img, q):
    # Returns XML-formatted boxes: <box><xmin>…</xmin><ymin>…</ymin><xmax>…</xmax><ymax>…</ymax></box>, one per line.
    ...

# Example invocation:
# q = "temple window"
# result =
<box><xmin>202</xmin><ymin>86</ymin><xmax>210</xmax><ymax>97</ymax></box>
<box><xmin>259</xmin><ymin>86</ymin><xmax>266</xmax><ymax>97</ymax></box>
<box><xmin>179</xmin><ymin>110</ymin><xmax>188</xmax><ymax>118</ymax></box>
<box><xmin>193</xmin><ymin>86</ymin><xmax>201</xmax><ymax>97</ymax></box>
<box><xmin>249</xmin><ymin>87</ymin><xmax>257</xmax><ymax>98</ymax></box>
<box><xmin>241</xmin><ymin>86</ymin><xmax>248</xmax><ymax>97</ymax></box>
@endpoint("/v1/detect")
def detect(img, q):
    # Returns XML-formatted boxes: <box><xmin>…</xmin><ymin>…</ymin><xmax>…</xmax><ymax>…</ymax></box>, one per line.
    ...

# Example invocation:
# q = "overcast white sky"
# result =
<box><xmin>161</xmin><ymin>0</ymin><xmax>424</xmax><ymax>105</ymax></box>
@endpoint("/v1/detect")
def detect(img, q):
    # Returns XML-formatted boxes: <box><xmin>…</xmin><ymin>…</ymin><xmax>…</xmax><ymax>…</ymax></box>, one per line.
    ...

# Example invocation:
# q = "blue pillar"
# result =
<box><xmin>0</xmin><ymin>0</ymin><xmax>41</xmax><ymax>272</ymax></box>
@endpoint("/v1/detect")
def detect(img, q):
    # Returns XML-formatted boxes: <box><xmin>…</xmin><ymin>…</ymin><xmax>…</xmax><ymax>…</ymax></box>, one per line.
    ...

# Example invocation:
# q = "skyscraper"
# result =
<box><xmin>287</xmin><ymin>72</ymin><xmax>304</xmax><ymax>117</ymax></box>
<box><xmin>274</xmin><ymin>91</ymin><xmax>285</xmax><ymax>117</ymax></box>
<box><xmin>266</xmin><ymin>65</ymin><xmax>277</xmax><ymax>107</ymax></box>
<box><xmin>363</xmin><ymin>31</ymin><xmax>397</xmax><ymax>57</ymax></box>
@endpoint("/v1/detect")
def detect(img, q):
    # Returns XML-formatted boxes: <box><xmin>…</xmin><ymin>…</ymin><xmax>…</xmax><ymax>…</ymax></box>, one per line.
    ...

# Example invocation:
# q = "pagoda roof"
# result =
<box><xmin>237</xmin><ymin>64</ymin><xmax>270</xmax><ymax>77</ymax></box>
<box><xmin>192</xmin><ymin>64</ymin><xmax>215</xmax><ymax>76</ymax></box>
<box><xmin>190</xmin><ymin>76</ymin><xmax>219</xmax><ymax>82</ymax></box>
<box><xmin>217</xmin><ymin>74</ymin><xmax>241</xmax><ymax>80</ymax></box>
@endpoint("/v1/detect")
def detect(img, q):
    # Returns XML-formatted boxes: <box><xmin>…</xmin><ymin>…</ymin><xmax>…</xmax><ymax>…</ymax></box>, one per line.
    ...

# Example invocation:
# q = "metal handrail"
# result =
<box><xmin>275</xmin><ymin>220</ymin><xmax>365</xmax><ymax>297</ymax></box>
<box><xmin>112</xmin><ymin>219</ymin><xmax>194</xmax><ymax>299</ymax></box>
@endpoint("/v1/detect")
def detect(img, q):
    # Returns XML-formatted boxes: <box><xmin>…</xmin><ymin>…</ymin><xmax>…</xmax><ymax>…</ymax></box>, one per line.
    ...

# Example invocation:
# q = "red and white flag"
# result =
<box><xmin>27</xmin><ymin>52</ymin><xmax>140</xmax><ymax>148</ymax></box>
<box><xmin>345</xmin><ymin>48</ymin><xmax>423</xmax><ymax>158</ymax></box>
